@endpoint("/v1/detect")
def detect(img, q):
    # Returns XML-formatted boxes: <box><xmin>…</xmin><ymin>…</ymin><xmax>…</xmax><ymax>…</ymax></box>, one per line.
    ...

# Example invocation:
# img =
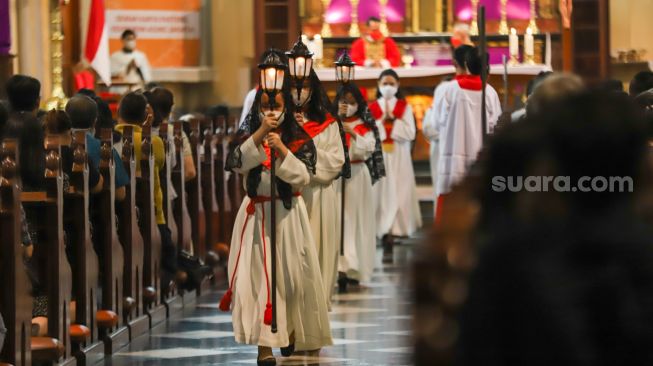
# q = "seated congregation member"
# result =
<box><xmin>145</xmin><ymin>87</ymin><xmax>197</xmax><ymax>182</ymax></box>
<box><xmin>629</xmin><ymin>71</ymin><xmax>653</xmax><ymax>98</ymax></box>
<box><xmin>66</xmin><ymin>94</ymin><xmax>130</xmax><ymax>201</ymax></box>
<box><xmin>77</xmin><ymin>88</ymin><xmax>123</xmax><ymax>145</ymax></box>
<box><xmin>220</xmin><ymin>50</ymin><xmax>333</xmax><ymax>365</ymax></box>
<box><xmin>294</xmin><ymin>65</ymin><xmax>346</xmax><ymax>310</ymax></box>
<box><xmin>435</xmin><ymin>47</ymin><xmax>502</xmax><ymax>218</ymax></box>
<box><xmin>334</xmin><ymin>82</ymin><xmax>385</xmax><ymax>291</ymax></box>
<box><xmin>5</xmin><ymin>74</ymin><xmax>41</xmax><ymax>116</ymax></box>
<box><xmin>370</xmin><ymin>69</ymin><xmax>422</xmax><ymax>259</ymax></box>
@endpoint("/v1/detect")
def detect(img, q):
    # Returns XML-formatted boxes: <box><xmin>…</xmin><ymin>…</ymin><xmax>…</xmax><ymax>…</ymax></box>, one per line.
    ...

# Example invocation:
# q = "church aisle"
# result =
<box><xmin>105</xmin><ymin>241</ymin><xmax>417</xmax><ymax>366</ymax></box>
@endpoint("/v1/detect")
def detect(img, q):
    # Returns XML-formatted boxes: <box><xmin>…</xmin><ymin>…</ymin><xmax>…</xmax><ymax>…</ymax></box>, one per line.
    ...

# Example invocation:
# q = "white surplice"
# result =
<box><xmin>435</xmin><ymin>77</ymin><xmax>501</xmax><ymax>197</ymax></box>
<box><xmin>301</xmin><ymin>121</ymin><xmax>345</xmax><ymax>309</ymax></box>
<box><xmin>373</xmin><ymin>97</ymin><xmax>423</xmax><ymax>238</ymax></box>
<box><xmin>336</xmin><ymin>119</ymin><xmax>377</xmax><ymax>283</ymax></box>
<box><xmin>110</xmin><ymin>49</ymin><xmax>152</xmax><ymax>93</ymax></box>
<box><xmin>228</xmin><ymin>137</ymin><xmax>333</xmax><ymax>351</ymax></box>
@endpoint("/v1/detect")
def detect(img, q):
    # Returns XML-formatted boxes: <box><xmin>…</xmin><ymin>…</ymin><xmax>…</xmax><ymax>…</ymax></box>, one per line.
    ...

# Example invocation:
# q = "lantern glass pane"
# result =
<box><xmin>305</xmin><ymin>58</ymin><xmax>313</xmax><ymax>77</ymax></box>
<box><xmin>288</xmin><ymin>58</ymin><xmax>295</xmax><ymax>77</ymax></box>
<box><xmin>275</xmin><ymin>69</ymin><xmax>284</xmax><ymax>90</ymax></box>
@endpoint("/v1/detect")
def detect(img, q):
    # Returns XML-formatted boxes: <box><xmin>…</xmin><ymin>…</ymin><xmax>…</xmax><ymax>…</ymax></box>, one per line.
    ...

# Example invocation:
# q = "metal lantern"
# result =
<box><xmin>335</xmin><ymin>51</ymin><xmax>356</xmax><ymax>84</ymax></box>
<box><xmin>258</xmin><ymin>51</ymin><xmax>286</xmax><ymax>111</ymax></box>
<box><xmin>286</xmin><ymin>36</ymin><xmax>314</xmax><ymax>106</ymax></box>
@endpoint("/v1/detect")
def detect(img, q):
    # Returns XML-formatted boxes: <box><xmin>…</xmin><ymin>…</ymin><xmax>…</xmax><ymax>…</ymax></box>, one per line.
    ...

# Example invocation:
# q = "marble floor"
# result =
<box><xmin>105</xmin><ymin>241</ymin><xmax>417</xmax><ymax>366</ymax></box>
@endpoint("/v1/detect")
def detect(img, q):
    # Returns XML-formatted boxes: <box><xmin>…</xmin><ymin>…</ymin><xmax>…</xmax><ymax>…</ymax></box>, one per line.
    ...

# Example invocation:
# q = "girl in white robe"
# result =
<box><xmin>294</xmin><ymin>70</ymin><xmax>346</xmax><ymax>310</ymax></box>
<box><xmin>334</xmin><ymin>82</ymin><xmax>385</xmax><ymax>292</ymax></box>
<box><xmin>370</xmin><ymin>69</ymin><xmax>423</xmax><ymax>261</ymax></box>
<box><xmin>220</xmin><ymin>79</ymin><xmax>333</xmax><ymax>365</ymax></box>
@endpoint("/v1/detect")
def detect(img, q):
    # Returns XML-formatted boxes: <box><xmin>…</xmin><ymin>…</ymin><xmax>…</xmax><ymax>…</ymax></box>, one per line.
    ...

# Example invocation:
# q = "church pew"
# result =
<box><xmin>186</xmin><ymin>118</ymin><xmax>207</xmax><ymax>264</ymax></box>
<box><xmin>157</xmin><ymin>123</ymin><xmax>183</xmax><ymax>316</ymax></box>
<box><xmin>21</xmin><ymin>127</ymin><xmax>75</xmax><ymax>365</ymax></box>
<box><xmin>95</xmin><ymin>129</ymin><xmax>129</xmax><ymax>354</ymax></box>
<box><xmin>199</xmin><ymin>117</ymin><xmax>221</xmax><ymax>268</ymax></box>
<box><xmin>64</xmin><ymin>131</ymin><xmax>103</xmax><ymax>364</ymax></box>
<box><xmin>171</xmin><ymin>122</ymin><xmax>195</xmax><ymax>303</ymax></box>
<box><xmin>212</xmin><ymin>116</ymin><xmax>230</xmax><ymax>245</ymax></box>
<box><xmin>116</xmin><ymin>126</ymin><xmax>149</xmax><ymax>340</ymax></box>
<box><xmin>0</xmin><ymin>140</ymin><xmax>33</xmax><ymax>366</ymax></box>
<box><xmin>226</xmin><ymin>115</ymin><xmax>244</xmax><ymax>237</ymax></box>
<box><xmin>136</xmin><ymin>125</ymin><xmax>167</xmax><ymax>327</ymax></box>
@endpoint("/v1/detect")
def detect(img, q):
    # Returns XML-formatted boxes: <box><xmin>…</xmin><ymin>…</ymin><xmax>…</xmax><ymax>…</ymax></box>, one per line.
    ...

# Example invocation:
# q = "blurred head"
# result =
<box><xmin>453</xmin><ymin>45</ymin><xmax>474</xmax><ymax>74</ymax></box>
<box><xmin>452</xmin><ymin>23</ymin><xmax>472</xmax><ymax>48</ymax></box>
<box><xmin>526</xmin><ymin>71</ymin><xmax>554</xmax><ymax>97</ymax></box>
<box><xmin>4</xmin><ymin>112</ymin><xmax>45</xmax><ymax>189</ymax></box>
<box><xmin>464</xmin><ymin>47</ymin><xmax>488</xmax><ymax>76</ymax></box>
<box><xmin>118</xmin><ymin>92</ymin><xmax>148</xmax><ymax>125</ymax></box>
<box><xmin>6</xmin><ymin>74</ymin><xmax>41</xmax><ymax>113</ymax></box>
<box><xmin>121</xmin><ymin>29</ymin><xmax>137</xmax><ymax>51</ymax></box>
<box><xmin>260</xmin><ymin>92</ymin><xmax>285</xmax><ymax>121</ymax></box>
<box><xmin>526</xmin><ymin>73</ymin><xmax>585</xmax><ymax>116</ymax></box>
<box><xmin>629</xmin><ymin>71</ymin><xmax>653</xmax><ymax>97</ymax></box>
<box><xmin>144</xmin><ymin>87</ymin><xmax>174</xmax><ymax>127</ymax></box>
<box><xmin>0</xmin><ymin>101</ymin><xmax>8</xmax><ymax>136</ymax></box>
<box><xmin>367</xmin><ymin>17</ymin><xmax>381</xmax><ymax>32</ymax></box>
<box><xmin>46</xmin><ymin>110</ymin><xmax>73</xmax><ymax>145</ymax></box>
<box><xmin>335</xmin><ymin>83</ymin><xmax>367</xmax><ymax>119</ymax></box>
<box><xmin>377</xmin><ymin>69</ymin><xmax>401</xmax><ymax>100</ymax></box>
<box><xmin>66</xmin><ymin>95</ymin><xmax>98</xmax><ymax>130</ymax></box>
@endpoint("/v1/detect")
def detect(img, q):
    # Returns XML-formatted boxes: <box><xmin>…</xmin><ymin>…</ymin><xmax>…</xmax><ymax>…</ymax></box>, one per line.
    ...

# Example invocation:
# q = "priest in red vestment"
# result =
<box><xmin>350</xmin><ymin>17</ymin><xmax>401</xmax><ymax>68</ymax></box>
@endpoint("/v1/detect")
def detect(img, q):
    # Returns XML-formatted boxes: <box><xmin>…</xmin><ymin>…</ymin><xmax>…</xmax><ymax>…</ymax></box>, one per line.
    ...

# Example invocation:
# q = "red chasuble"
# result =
<box><xmin>368</xmin><ymin>99</ymin><xmax>408</xmax><ymax>145</ymax></box>
<box><xmin>350</xmin><ymin>31</ymin><xmax>401</xmax><ymax>67</ymax></box>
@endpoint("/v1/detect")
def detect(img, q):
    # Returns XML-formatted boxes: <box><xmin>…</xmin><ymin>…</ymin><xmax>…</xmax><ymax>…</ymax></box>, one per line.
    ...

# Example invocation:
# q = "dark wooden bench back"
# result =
<box><xmin>187</xmin><ymin>118</ymin><xmax>206</xmax><ymax>261</ymax></box>
<box><xmin>200</xmin><ymin>117</ymin><xmax>220</xmax><ymax>261</ymax></box>
<box><xmin>0</xmin><ymin>140</ymin><xmax>33</xmax><ymax>365</ymax></box>
<box><xmin>171</xmin><ymin>122</ymin><xmax>192</xmax><ymax>253</ymax></box>
<box><xmin>158</xmin><ymin>123</ymin><xmax>178</xmax><ymax>249</ymax></box>
<box><xmin>213</xmin><ymin>116</ymin><xmax>229</xmax><ymax>244</ymax></box>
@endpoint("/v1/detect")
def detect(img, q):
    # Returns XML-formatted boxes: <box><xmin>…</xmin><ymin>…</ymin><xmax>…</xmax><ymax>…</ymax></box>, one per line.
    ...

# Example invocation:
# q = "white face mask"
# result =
<box><xmin>124</xmin><ymin>40</ymin><xmax>136</xmax><ymax>51</ymax></box>
<box><xmin>292</xmin><ymin>88</ymin><xmax>311</xmax><ymax>107</ymax></box>
<box><xmin>379</xmin><ymin>85</ymin><xmax>398</xmax><ymax>100</ymax></box>
<box><xmin>259</xmin><ymin>110</ymin><xmax>285</xmax><ymax>122</ymax></box>
<box><xmin>346</xmin><ymin>104</ymin><xmax>359</xmax><ymax>117</ymax></box>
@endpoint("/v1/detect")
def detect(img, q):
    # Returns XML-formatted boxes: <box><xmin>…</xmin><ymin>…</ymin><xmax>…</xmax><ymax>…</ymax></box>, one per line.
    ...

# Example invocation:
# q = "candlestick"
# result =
<box><xmin>509</xmin><ymin>27</ymin><xmax>519</xmax><ymax>65</ymax></box>
<box><xmin>470</xmin><ymin>0</ymin><xmax>479</xmax><ymax>36</ymax></box>
<box><xmin>379</xmin><ymin>0</ymin><xmax>390</xmax><ymax>37</ymax></box>
<box><xmin>528</xmin><ymin>0</ymin><xmax>540</xmax><ymax>34</ymax></box>
<box><xmin>314</xmin><ymin>35</ymin><xmax>324</xmax><ymax>67</ymax></box>
<box><xmin>46</xmin><ymin>2</ymin><xmax>68</xmax><ymax>110</ymax></box>
<box><xmin>349</xmin><ymin>0</ymin><xmax>360</xmax><ymax>37</ymax></box>
<box><xmin>524</xmin><ymin>27</ymin><xmax>535</xmax><ymax>64</ymax></box>
<box><xmin>320</xmin><ymin>0</ymin><xmax>332</xmax><ymax>38</ymax></box>
<box><xmin>499</xmin><ymin>0</ymin><xmax>509</xmax><ymax>35</ymax></box>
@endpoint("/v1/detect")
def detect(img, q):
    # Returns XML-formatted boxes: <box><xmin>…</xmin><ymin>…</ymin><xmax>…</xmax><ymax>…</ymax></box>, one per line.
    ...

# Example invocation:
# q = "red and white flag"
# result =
<box><xmin>85</xmin><ymin>0</ymin><xmax>111</xmax><ymax>86</ymax></box>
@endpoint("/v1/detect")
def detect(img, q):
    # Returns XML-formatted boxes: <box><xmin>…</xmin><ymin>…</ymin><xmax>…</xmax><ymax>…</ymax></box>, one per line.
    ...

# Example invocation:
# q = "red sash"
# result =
<box><xmin>455</xmin><ymin>74</ymin><xmax>483</xmax><ymax>91</ymax></box>
<box><xmin>302</xmin><ymin>113</ymin><xmax>337</xmax><ymax>139</ymax></box>
<box><xmin>344</xmin><ymin>122</ymin><xmax>373</xmax><ymax>148</ymax></box>
<box><xmin>368</xmin><ymin>99</ymin><xmax>407</xmax><ymax>144</ymax></box>
<box><xmin>261</xmin><ymin>132</ymin><xmax>310</xmax><ymax>169</ymax></box>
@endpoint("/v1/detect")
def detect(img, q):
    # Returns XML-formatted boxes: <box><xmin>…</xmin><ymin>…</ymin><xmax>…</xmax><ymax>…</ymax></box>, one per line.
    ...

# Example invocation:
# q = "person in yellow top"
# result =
<box><xmin>115</xmin><ymin>92</ymin><xmax>177</xmax><ymax>288</ymax></box>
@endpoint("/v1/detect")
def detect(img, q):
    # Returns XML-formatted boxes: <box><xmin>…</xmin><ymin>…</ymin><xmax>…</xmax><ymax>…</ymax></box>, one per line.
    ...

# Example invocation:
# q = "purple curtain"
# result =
<box><xmin>454</xmin><ymin>0</ymin><xmax>531</xmax><ymax>21</ymax></box>
<box><xmin>326</xmin><ymin>0</ymin><xmax>406</xmax><ymax>24</ymax></box>
<box><xmin>0</xmin><ymin>0</ymin><xmax>10</xmax><ymax>55</ymax></box>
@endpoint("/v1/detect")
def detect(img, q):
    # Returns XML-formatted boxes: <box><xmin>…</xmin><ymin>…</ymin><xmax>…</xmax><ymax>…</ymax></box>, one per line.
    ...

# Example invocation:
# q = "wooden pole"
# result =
<box><xmin>479</xmin><ymin>5</ymin><xmax>488</xmax><ymax>142</ymax></box>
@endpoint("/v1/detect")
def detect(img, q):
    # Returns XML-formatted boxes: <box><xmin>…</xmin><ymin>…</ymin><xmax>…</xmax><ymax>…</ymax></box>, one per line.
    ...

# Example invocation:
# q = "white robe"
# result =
<box><xmin>373</xmin><ymin>98</ymin><xmax>423</xmax><ymax>237</ymax></box>
<box><xmin>110</xmin><ymin>49</ymin><xmax>152</xmax><ymax>93</ymax></box>
<box><xmin>228</xmin><ymin>137</ymin><xmax>333</xmax><ymax>351</ymax></box>
<box><xmin>301</xmin><ymin>121</ymin><xmax>345</xmax><ymax>309</ymax></box>
<box><xmin>336</xmin><ymin>120</ymin><xmax>377</xmax><ymax>283</ymax></box>
<box><xmin>435</xmin><ymin>79</ymin><xmax>501</xmax><ymax>197</ymax></box>
<box><xmin>239</xmin><ymin>88</ymin><xmax>258</xmax><ymax>128</ymax></box>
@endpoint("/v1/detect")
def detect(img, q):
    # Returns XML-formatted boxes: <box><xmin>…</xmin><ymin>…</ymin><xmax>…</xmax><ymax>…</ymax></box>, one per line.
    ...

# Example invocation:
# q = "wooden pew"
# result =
<box><xmin>199</xmin><ymin>118</ymin><xmax>221</xmax><ymax>268</ymax></box>
<box><xmin>212</xmin><ymin>116</ymin><xmax>230</xmax><ymax>245</ymax></box>
<box><xmin>157</xmin><ymin>123</ymin><xmax>183</xmax><ymax>315</ymax></box>
<box><xmin>64</xmin><ymin>131</ymin><xmax>103</xmax><ymax>363</ymax></box>
<box><xmin>186</xmin><ymin>118</ymin><xmax>207</xmax><ymax>265</ymax></box>
<box><xmin>136</xmin><ymin>125</ymin><xmax>166</xmax><ymax>327</ymax></box>
<box><xmin>116</xmin><ymin>126</ymin><xmax>149</xmax><ymax>340</ymax></box>
<box><xmin>21</xmin><ymin>129</ymin><xmax>75</xmax><ymax>365</ymax></box>
<box><xmin>95</xmin><ymin>129</ymin><xmax>129</xmax><ymax>354</ymax></box>
<box><xmin>0</xmin><ymin>140</ymin><xmax>33</xmax><ymax>366</ymax></box>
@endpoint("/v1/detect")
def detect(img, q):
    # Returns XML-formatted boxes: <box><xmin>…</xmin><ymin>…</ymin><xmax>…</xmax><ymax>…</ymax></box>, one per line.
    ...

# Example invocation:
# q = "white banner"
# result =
<box><xmin>106</xmin><ymin>10</ymin><xmax>200</xmax><ymax>40</ymax></box>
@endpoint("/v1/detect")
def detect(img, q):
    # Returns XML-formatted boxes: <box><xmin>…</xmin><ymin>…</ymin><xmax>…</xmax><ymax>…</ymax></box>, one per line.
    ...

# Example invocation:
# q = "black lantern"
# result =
<box><xmin>258</xmin><ymin>50</ymin><xmax>286</xmax><ymax>111</ymax></box>
<box><xmin>335</xmin><ymin>51</ymin><xmax>356</xmax><ymax>84</ymax></box>
<box><xmin>286</xmin><ymin>36</ymin><xmax>314</xmax><ymax>106</ymax></box>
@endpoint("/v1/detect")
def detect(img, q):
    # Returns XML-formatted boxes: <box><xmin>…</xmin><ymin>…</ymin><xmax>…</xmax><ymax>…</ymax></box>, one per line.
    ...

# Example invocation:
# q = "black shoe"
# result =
<box><xmin>280</xmin><ymin>343</ymin><xmax>295</xmax><ymax>357</ymax></box>
<box><xmin>257</xmin><ymin>356</ymin><xmax>276</xmax><ymax>366</ymax></box>
<box><xmin>337</xmin><ymin>272</ymin><xmax>348</xmax><ymax>293</ymax></box>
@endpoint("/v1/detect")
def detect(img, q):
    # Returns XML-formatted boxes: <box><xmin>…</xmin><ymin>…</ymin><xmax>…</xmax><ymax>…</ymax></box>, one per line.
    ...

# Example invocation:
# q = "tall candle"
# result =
<box><xmin>313</xmin><ymin>34</ymin><xmax>324</xmax><ymax>60</ymax></box>
<box><xmin>509</xmin><ymin>28</ymin><xmax>518</xmax><ymax>57</ymax></box>
<box><xmin>525</xmin><ymin>27</ymin><xmax>534</xmax><ymax>57</ymax></box>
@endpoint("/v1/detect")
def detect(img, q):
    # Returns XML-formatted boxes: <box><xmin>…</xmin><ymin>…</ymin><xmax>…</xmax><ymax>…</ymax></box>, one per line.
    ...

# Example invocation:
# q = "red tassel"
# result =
<box><xmin>263</xmin><ymin>302</ymin><xmax>272</xmax><ymax>325</ymax></box>
<box><xmin>218</xmin><ymin>289</ymin><xmax>232</xmax><ymax>312</ymax></box>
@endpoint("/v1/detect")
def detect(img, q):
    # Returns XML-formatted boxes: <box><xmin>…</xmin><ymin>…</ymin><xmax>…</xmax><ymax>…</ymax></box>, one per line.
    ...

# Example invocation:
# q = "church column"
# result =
<box><xmin>15</xmin><ymin>0</ymin><xmax>52</xmax><ymax>100</ymax></box>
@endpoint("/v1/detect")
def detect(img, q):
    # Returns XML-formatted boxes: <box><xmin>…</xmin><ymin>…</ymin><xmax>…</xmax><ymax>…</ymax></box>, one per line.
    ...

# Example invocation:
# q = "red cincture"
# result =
<box><xmin>368</xmin><ymin>99</ymin><xmax>407</xmax><ymax>144</ymax></box>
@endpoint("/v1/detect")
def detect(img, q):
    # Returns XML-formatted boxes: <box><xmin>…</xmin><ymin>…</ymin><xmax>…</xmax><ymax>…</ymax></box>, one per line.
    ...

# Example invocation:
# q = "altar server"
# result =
<box><xmin>296</xmin><ymin>68</ymin><xmax>347</xmax><ymax>309</ymax></box>
<box><xmin>435</xmin><ymin>47</ymin><xmax>502</xmax><ymax>214</ymax></box>
<box><xmin>370</xmin><ymin>69</ymin><xmax>422</xmax><ymax>262</ymax></box>
<box><xmin>334</xmin><ymin>82</ymin><xmax>385</xmax><ymax>292</ymax></box>
<box><xmin>110</xmin><ymin>29</ymin><xmax>152</xmax><ymax>92</ymax></box>
<box><xmin>220</xmin><ymin>50</ymin><xmax>333</xmax><ymax>365</ymax></box>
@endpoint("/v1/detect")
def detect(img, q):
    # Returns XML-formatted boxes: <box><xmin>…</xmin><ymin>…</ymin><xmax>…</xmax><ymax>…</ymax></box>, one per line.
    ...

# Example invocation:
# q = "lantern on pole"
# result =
<box><xmin>335</xmin><ymin>51</ymin><xmax>356</xmax><ymax>85</ymax></box>
<box><xmin>286</xmin><ymin>37</ymin><xmax>314</xmax><ymax>107</ymax></box>
<box><xmin>258</xmin><ymin>51</ymin><xmax>286</xmax><ymax>112</ymax></box>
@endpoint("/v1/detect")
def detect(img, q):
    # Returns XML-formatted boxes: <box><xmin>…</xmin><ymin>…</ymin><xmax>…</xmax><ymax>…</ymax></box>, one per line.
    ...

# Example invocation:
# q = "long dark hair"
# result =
<box><xmin>334</xmin><ymin>82</ymin><xmax>386</xmax><ymax>183</ymax></box>
<box><xmin>299</xmin><ymin>69</ymin><xmax>333</xmax><ymax>123</ymax></box>
<box><xmin>4</xmin><ymin>112</ymin><xmax>45</xmax><ymax>191</ymax></box>
<box><xmin>376</xmin><ymin>68</ymin><xmax>405</xmax><ymax>99</ymax></box>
